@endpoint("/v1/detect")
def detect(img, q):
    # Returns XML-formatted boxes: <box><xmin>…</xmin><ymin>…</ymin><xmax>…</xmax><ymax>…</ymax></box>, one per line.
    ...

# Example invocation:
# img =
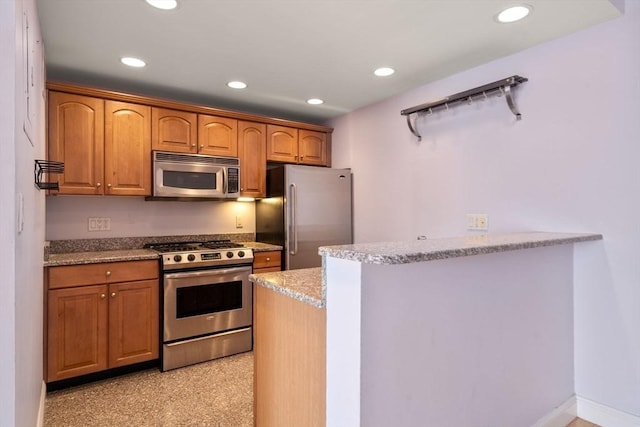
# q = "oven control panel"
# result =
<box><xmin>162</xmin><ymin>248</ymin><xmax>253</xmax><ymax>268</ymax></box>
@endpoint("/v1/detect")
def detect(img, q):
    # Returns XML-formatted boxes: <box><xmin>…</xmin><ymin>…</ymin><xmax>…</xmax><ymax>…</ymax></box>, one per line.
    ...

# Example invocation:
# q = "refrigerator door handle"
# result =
<box><xmin>290</xmin><ymin>183</ymin><xmax>298</xmax><ymax>255</ymax></box>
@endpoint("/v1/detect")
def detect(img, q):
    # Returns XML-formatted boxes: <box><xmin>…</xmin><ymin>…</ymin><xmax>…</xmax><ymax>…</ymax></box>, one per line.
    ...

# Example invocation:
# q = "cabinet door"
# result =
<box><xmin>266</xmin><ymin>125</ymin><xmax>298</xmax><ymax>163</ymax></box>
<box><xmin>151</xmin><ymin>107</ymin><xmax>197</xmax><ymax>154</ymax></box>
<box><xmin>104</xmin><ymin>101</ymin><xmax>151</xmax><ymax>196</ymax></box>
<box><xmin>198</xmin><ymin>115</ymin><xmax>238</xmax><ymax>157</ymax></box>
<box><xmin>48</xmin><ymin>92</ymin><xmax>105</xmax><ymax>195</ymax></box>
<box><xmin>299</xmin><ymin>130</ymin><xmax>329</xmax><ymax>166</ymax></box>
<box><xmin>108</xmin><ymin>279</ymin><xmax>159</xmax><ymax>368</ymax></box>
<box><xmin>47</xmin><ymin>285</ymin><xmax>108</xmax><ymax>382</ymax></box>
<box><xmin>238</xmin><ymin>121</ymin><xmax>266</xmax><ymax>197</ymax></box>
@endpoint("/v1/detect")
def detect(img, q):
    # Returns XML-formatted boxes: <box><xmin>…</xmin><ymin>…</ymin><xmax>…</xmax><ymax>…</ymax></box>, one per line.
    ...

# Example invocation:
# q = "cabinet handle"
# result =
<box><xmin>266</xmin><ymin>257</ymin><xmax>271</xmax><ymax>261</ymax></box>
<box><xmin>300</xmin><ymin>156</ymin><xmax>304</xmax><ymax>160</ymax></box>
<box><xmin>200</xmin><ymin>144</ymin><xmax>204</xmax><ymax>149</ymax></box>
<box><xmin>111</xmin><ymin>292</ymin><xmax>116</xmax><ymax>298</ymax></box>
<box><xmin>105</xmin><ymin>271</ymin><xmax>111</xmax><ymax>277</ymax></box>
<box><xmin>107</xmin><ymin>183</ymin><xmax>112</xmax><ymax>188</ymax></box>
<box><xmin>96</xmin><ymin>182</ymin><xmax>101</xmax><ymax>188</ymax></box>
<box><xmin>100</xmin><ymin>293</ymin><xmax>106</xmax><ymax>299</ymax></box>
<box><xmin>191</xmin><ymin>143</ymin><xmax>196</xmax><ymax>148</ymax></box>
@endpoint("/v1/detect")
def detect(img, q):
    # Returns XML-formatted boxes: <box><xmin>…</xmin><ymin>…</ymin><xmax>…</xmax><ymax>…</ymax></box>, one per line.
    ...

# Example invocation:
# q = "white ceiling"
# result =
<box><xmin>36</xmin><ymin>0</ymin><xmax>622</xmax><ymax>124</ymax></box>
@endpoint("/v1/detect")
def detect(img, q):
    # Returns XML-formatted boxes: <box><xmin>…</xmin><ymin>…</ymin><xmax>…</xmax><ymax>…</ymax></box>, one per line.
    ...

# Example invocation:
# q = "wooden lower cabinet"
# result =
<box><xmin>253</xmin><ymin>285</ymin><xmax>326</xmax><ymax>427</ymax></box>
<box><xmin>252</xmin><ymin>250</ymin><xmax>282</xmax><ymax>273</ymax></box>
<box><xmin>45</xmin><ymin>260</ymin><xmax>159</xmax><ymax>383</ymax></box>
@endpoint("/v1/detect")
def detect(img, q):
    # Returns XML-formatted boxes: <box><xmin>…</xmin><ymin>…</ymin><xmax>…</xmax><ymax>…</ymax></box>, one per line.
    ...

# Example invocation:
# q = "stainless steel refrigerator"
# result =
<box><xmin>255</xmin><ymin>165</ymin><xmax>353</xmax><ymax>270</ymax></box>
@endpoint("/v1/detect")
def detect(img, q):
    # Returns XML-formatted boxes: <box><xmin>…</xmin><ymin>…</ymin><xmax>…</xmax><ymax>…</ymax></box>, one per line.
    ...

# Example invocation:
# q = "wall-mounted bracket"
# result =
<box><xmin>400</xmin><ymin>75</ymin><xmax>528</xmax><ymax>141</ymax></box>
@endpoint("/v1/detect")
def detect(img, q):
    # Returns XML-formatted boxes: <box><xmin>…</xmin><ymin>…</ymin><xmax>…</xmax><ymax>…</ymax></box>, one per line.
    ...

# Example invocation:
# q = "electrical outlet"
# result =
<box><xmin>88</xmin><ymin>217</ymin><xmax>111</xmax><ymax>232</ymax></box>
<box><xmin>235</xmin><ymin>215</ymin><xmax>243</xmax><ymax>229</ymax></box>
<box><xmin>466</xmin><ymin>213</ymin><xmax>488</xmax><ymax>231</ymax></box>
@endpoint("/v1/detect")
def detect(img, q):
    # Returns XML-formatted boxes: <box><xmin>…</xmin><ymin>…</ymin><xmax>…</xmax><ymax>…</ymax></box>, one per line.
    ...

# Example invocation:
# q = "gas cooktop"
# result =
<box><xmin>144</xmin><ymin>240</ymin><xmax>253</xmax><ymax>270</ymax></box>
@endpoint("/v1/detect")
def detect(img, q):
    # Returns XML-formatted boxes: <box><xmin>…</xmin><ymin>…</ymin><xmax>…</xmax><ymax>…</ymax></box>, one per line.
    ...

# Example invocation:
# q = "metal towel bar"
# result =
<box><xmin>400</xmin><ymin>75</ymin><xmax>528</xmax><ymax>141</ymax></box>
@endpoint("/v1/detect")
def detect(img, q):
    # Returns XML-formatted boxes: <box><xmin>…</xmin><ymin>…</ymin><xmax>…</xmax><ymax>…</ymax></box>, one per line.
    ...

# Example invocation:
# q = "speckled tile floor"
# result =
<box><xmin>44</xmin><ymin>352</ymin><xmax>253</xmax><ymax>427</ymax></box>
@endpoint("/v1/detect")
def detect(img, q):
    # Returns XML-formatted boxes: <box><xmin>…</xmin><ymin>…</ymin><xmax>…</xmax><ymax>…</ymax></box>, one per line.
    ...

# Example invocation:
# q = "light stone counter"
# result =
<box><xmin>318</xmin><ymin>231</ymin><xmax>602</xmax><ymax>264</ymax></box>
<box><xmin>249</xmin><ymin>232</ymin><xmax>602</xmax><ymax>309</ymax></box>
<box><xmin>45</xmin><ymin>249</ymin><xmax>159</xmax><ymax>267</ymax></box>
<box><xmin>249</xmin><ymin>267</ymin><xmax>323</xmax><ymax>308</ymax></box>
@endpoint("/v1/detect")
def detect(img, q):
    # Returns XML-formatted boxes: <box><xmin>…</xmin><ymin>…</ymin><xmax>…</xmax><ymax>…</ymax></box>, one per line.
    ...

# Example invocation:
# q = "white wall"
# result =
<box><xmin>0</xmin><ymin>1</ymin><xmax>18</xmax><ymax>425</ymax></box>
<box><xmin>329</xmin><ymin>1</ymin><xmax>640</xmax><ymax>419</ymax></box>
<box><xmin>46</xmin><ymin>196</ymin><xmax>255</xmax><ymax>240</ymax></box>
<box><xmin>1</xmin><ymin>0</ymin><xmax>47</xmax><ymax>425</ymax></box>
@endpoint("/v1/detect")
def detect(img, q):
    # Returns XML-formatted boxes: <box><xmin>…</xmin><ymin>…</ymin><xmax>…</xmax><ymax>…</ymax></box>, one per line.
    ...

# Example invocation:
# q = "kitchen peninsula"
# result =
<box><xmin>250</xmin><ymin>231</ymin><xmax>602</xmax><ymax>427</ymax></box>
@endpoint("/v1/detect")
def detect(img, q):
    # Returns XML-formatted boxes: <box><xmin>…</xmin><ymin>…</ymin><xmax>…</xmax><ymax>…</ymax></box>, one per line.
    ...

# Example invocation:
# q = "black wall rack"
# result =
<box><xmin>34</xmin><ymin>160</ymin><xmax>64</xmax><ymax>191</ymax></box>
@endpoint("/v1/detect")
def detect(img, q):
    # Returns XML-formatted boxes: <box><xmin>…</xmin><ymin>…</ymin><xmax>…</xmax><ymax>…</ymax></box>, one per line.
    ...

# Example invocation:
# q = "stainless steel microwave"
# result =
<box><xmin>152</xmin><ymin>151</ymin><xmax>240</xmax><ymax>199</ymax></box>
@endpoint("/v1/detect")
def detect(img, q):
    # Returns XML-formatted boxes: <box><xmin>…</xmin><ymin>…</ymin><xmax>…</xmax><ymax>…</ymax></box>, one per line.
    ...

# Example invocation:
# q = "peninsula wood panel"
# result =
<box><xmin>238</xmin><ymin>121</ymin><xmax>266</xmax><ymax>197</ymax></box>
<box><xmin>48</xmin><ymin>92</ymin><xmax>104</xmax><ymax>194</ymax></box>
<box><xmin>152</xmin><ymin>107</ymin><xmax>198</xmax><ymax>153</ymax></box>
<box><xmin>104</xmin><ymin>101</ymin><xmax>151</xmax><ymax>196</ymax></box>
<box><xmin>253</xmin><ymin>285</ymin><xmax>326</xmax><ymax>427</ymax></box>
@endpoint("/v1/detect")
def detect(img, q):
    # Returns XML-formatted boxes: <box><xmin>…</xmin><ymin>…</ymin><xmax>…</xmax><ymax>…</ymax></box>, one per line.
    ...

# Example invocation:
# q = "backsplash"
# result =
<box><xmin>45</xmin><ymin>195</ymin><xmax>256</xmax><ymax>240</ymax></box>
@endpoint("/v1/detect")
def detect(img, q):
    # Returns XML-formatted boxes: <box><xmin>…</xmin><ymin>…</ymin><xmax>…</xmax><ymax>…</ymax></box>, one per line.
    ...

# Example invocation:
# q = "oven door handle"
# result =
<box><xmin>164</xmin><ymin>266</ymin><xmax>251</xmax><ymax>280</ymax></box>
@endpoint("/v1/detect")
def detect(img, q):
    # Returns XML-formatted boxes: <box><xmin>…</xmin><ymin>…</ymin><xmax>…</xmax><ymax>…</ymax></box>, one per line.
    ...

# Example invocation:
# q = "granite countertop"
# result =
<box><xmin>45</xmin><ymin>249</ymin><xmax>160</xmax><ymax>267</ymax></box>
<box><xmin>318</xmin><ymin>231</ymin><xmax>602</xmax><ymax>265</ymax></box>
<box><xmin>242</xmin><ymin>242</ymin><xmax>283</xmax><ymax>252</ymax></box>
<box><xmin>249</xmin><ymin>232</ymin><xmax>603</xmax><ymax>309</ymax></box>
<box><xmin>249</xmin><ymin>268</ymin><xmax>324</xmax><ymax>308</ymax></box>
<box><xmin>44</xmin><ymin>239</ymin><xmax>281</xmax><ymax>267</ymax></box>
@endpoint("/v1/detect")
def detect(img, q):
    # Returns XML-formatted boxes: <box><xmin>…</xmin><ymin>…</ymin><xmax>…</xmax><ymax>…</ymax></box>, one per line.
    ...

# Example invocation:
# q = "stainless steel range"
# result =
<box><xmin>144</xmin><ymin>240</ymin><xmax>254</xmax><ymax>371</ymax></box>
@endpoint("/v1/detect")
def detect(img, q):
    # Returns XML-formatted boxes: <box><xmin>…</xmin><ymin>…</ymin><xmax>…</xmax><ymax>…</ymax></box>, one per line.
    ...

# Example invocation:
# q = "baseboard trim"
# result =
<box><xmin>36</xmin><ymin>380</ymin><xmax>45</xmax><ymax>427</ymax></box>
<box><xmin>532</xmin><ymin>395</ymin><xmax>578</xmax><ymax>427</ymax></box>
<box><xmin>576</xmin><ymin>395</ymin><xmax>640</xmax><ymax>427</ymax></box>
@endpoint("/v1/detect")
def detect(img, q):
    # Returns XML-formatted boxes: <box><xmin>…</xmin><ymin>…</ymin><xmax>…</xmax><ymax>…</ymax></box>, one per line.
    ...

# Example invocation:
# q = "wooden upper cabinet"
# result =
<box><xmin>104</xmin><ymin>101</ymin><xmax>151</xmax><ymax>196</ymax></box>
<box><xmin>238</xmin><ymin>121</ymin><xmax>266</xmax><ymax>198</ymax></box>
<box><xmin>267</xmin><ymin>125</ymin><xmax>330</xmax><ymax>166</ymax></box>
<box><xmin>48</xmin><ymin>92</ymin><xmax>105</xmax><ymax>195</ymax></box>
<box><xmin>266</xmin><ymin>125</ymin><xmax>299</xmax><ymax>163</ymax></box>
<box><xmin>151</xmin><ymin>108</ymin><xmax>197</xmax><ymax>154</ymax></box>
<box><xmin>299</xmin><ymin>130</ymin><xmax>328</xmax><ymax>166</ymax></box>
<box><xmin>198</xmin><ymin>114</ymin><xmax>238</xmax><ymax>157</ymax></box>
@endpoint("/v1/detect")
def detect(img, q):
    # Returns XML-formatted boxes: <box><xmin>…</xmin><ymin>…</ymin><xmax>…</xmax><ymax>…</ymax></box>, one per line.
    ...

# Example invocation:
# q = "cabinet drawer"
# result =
<box><xmin>48</xmin><ymin>260</ymin><xmax>159</xmax><ymax>289</ymax></box>
<box><xmin>253</xmin><ymin>251</ymin><xmax>281</xmax><ymax>270</ymax></box>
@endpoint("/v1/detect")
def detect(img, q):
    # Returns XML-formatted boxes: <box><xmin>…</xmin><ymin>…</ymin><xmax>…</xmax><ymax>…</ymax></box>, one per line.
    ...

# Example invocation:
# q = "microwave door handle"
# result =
<box><xmin>222</xmin><ymin>168</ymin><xmax>227</xmax><ymax>194</ymax></box>
<box><xmin>290</xmin><ymin>183</ymin><xmax>298</xmax><ymax>255</ymax></box>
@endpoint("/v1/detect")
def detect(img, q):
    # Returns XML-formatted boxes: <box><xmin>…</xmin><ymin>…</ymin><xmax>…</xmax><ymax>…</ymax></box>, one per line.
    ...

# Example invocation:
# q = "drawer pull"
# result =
<box><xmin>105</xmin><ymin>271</ymin><xmax>111</xmax><ymax>277</ymax></box>
<box><xmin>100</xmin><ymin>293</ymin><xmax>106</xmax><ymax>299</ymax></box>
<box><xmin>266</xmin><ymin>257</ymin><xmax>270</xmax><ymax>262</ymax></box>
<box><xmin>111</xmin><ymin>292</ymin><xmax>116</xmax><ymax>298</ymax></box>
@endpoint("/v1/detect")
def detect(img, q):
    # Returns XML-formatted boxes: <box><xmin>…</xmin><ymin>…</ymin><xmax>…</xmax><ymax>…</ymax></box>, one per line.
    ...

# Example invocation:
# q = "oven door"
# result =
<box><xmin>163</xmin><ymin>265</ymin><xmax>252</xmax><ymax>342</ymax></box>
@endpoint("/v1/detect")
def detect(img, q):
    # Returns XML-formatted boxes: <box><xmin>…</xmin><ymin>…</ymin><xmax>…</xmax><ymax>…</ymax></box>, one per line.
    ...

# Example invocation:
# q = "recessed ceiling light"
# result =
<box><xmin>145</xmin><ymin>0</ymin><xmax>178</xmax><ymax>10</ymax></box>
<box><xmin>374</xmin><ymin>67</ymin><xmax>395</xmax><ymax>77</ymax></box>
<box><xmin>306</xmin><ymin>98</ymin><xmax>324</xmax><ymax>105</ymax></box>
<box><xmin>227</xmin><ymin>81</ymin><xmax>247</xmax><ymax>89</ymax></box>
<box><xmin>496</xmin><ymin>5</ymin><xmax>532</xmax><ymax>23</ymax></box>
<box><xmin>120</xmin><ymin>57</ymin><xmax>146</xmax><ymax>68</ymax></box>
